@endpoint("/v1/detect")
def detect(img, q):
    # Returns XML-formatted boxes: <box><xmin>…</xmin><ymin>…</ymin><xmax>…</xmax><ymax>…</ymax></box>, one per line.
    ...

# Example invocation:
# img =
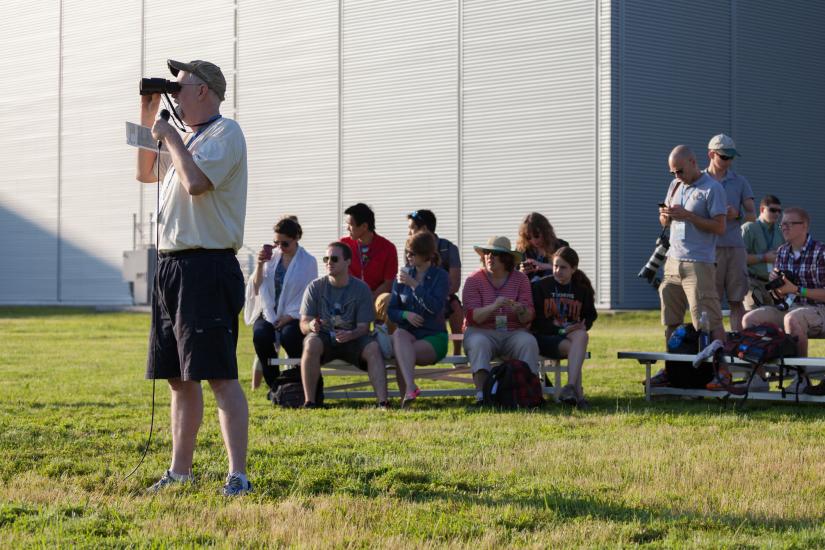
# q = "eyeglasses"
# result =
<box><xmin>669</xmin><ymin>169</ymin><xmax>685</xmax><ymax>177</ymax></box>
<box><xmin>780</xmin><ymin>221</ymin><xmax>804</xmax><ymax>229</ymax></box>
<box><xmin>716</xmin><ymin>153</ymin><xmax>734</xmax><ymax>161</ymax></box>
<box><xmin>273</xmin><ymin>240</ymin><xmax>292</xmax><ymax>248</ymax></box>
<box><xmin>768</xmin><ymin>207</ymin><xmax>782</xmax><ymax>214</ymax></box>
<box><xmin>322</xmin><ymin>255</ymin><xmax>340</xmax><ymax>264</ymax></box>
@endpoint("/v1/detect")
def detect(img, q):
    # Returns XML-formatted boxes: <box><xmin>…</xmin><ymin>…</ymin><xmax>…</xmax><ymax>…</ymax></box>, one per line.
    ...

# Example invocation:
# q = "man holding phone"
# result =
<box><xmin>654</xmin><ymin>145</ymin><xmax>727</xmax><ymax>386</ymax></box>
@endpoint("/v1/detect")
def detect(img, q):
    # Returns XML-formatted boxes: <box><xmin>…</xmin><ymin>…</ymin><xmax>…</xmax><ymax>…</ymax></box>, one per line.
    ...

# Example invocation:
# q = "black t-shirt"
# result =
<box><xmin>530</xmin><ymin>274</ymin><xmax>597</xmax><ymax>336</ymax></box>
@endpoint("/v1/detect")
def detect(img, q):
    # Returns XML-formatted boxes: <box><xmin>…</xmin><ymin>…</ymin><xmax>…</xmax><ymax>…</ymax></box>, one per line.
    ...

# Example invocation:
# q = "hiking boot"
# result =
<box><xmin>146</xmin><ymin>470</ymin><xmax>192</xmax><ymax>494</ymax></box>
<box><xmin>804</xmin><ymin>379</ymin><xmax>825</xmax><ymax>395</ymax></box>
<box><xmin>559</xmin><ymin>384</ymin><xmax>578</xmax><ymax>406</ymax></box>
<box><xmin>706</xmin><ymin>368</ymin><xmax>732</xmax><ymax>391</ymax></box>
<box><xmin>222</xmin><ymin>473</ymin><xmax>252</xmax><ymax>497</ymax></box>
<box><xmin>648</xmin><ymin>369</ymin><xmax>669</xmax><ymax>387</ymax></box>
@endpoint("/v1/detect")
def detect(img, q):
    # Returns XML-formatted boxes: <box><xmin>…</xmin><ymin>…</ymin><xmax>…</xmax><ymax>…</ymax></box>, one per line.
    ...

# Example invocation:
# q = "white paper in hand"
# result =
<box><xmin>125</xmin><ymin>121</ymin><xmax>170</xmax><ymax>156</ymax></box>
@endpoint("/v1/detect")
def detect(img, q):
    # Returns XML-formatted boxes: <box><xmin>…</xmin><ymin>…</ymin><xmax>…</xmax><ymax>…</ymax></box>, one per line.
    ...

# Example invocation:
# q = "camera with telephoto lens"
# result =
<box><xmin>139</xmin><ymin>77</ymin><xmax>181</xmax><ymax>96</ymax></box>
<box><xmin>765</xmin><ymin>269</ymin><xmax>798</xmax><ymax>311</ymax></box>
<box><xmin>638</xmin><ymin>232</ymin><xmax>670</xmax><ymax>289</ymax></box>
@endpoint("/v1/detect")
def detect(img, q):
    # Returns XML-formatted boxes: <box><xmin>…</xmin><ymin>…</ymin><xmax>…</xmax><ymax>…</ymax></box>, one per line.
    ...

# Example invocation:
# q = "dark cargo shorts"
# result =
<box><xmin>146</xmin><ymin>249</ymin><xmax>245</xmax><ymax>381</ymax></box>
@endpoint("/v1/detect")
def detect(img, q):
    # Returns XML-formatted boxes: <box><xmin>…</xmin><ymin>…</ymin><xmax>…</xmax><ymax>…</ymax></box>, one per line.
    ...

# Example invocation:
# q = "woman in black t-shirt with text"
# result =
<box><xmin>531</xmin><ymin>246</ymin><xmax>597</xmax><ymax>409</ymax></box>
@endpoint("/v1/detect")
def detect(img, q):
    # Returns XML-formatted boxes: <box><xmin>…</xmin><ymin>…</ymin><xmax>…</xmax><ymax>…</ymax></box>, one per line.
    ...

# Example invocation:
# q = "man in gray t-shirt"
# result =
<box><xmin>658</xmin><ymin>145</ymin><xmax>727</xmax><ymax>355</ymax></box>
<box><xmin>704</xmin><ymin>134</ymin><xmax>756</xmax><ymax>331</ymax></box>
<box><xmin>299</xmin><ymin>242</ymin><xmax>387</xmax><ymax>407</ymax></box>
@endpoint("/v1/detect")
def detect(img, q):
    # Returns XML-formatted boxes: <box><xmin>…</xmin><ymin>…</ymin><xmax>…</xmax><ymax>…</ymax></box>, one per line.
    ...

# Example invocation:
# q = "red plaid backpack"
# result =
<box><xmin>483</xmin><ymin>359</ymin><xmax>544</xmax><ymax>409</ymax></box>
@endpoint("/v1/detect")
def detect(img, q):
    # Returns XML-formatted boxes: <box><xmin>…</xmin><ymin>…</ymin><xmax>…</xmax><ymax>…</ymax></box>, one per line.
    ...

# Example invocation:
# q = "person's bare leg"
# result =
<box><xmin>208</xmin><ymin>379</ymin><xmax>248</xmax><ymax>475</ymax></box>
<box><xmin>363</xmin><ymin>342</ymin><xmax>388</xmax><ymax>403</ymax></box>
<box><xmin>785</xmin><ymin>312</ymin><xmax>809</xmax><ymax>357</ymax></box>
<box><xmin>392</xmin><ymin>329</ymin><xmax>417</xmax><ymax>394</ymax></box>
<box><xmin>301</xmin><ymin>335</ymin><xmax>324</xmax><ymax>403</ymax></box>
<box><xmin>449</xmin><ymin>303</ymin><xmax>464</xmax><ymax>355</ymax></box>
<box><xmin>168</xmin><ymin>378</ymin><xmax>203</xmax><ymax>476</ymax></box>
<box><xmin>559</xmin><ymin>331</ymin><xmax>589</xmax><ymax>397</ymax></box>
<box><xmin>729</xmin><ymin>301</ymin><xmax>745</xmax><ymax>332</ymax></box>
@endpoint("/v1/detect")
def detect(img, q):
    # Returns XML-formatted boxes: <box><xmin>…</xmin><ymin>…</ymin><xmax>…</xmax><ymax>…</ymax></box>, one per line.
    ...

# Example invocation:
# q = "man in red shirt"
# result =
<box><xmin>341</xmin><ymin>203</ymin><xmax>398</xmax><ymax>299</ymax></box>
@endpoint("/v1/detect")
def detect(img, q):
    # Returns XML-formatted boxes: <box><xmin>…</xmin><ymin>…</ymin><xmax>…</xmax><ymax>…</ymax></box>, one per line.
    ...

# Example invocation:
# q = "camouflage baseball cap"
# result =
<box><xmin>167</xmin><ymin>59</ymin><xmax>226</xmax><ymax>101</ymax></box>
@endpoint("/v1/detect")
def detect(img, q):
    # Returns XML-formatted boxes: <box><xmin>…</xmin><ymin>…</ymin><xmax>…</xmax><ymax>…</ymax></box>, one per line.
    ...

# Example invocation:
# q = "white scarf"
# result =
<box><xmin>243</xmin><ymin>245</ymin><xmax>318</xmax><ymax>325</ymax></box>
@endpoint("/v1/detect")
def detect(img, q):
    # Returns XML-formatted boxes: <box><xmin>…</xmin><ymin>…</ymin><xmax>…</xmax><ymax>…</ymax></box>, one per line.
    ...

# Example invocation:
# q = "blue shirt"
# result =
<box><xmin>387</xmin><ymin>265</ymin><xmax>449</xmax><ymax>338</ymax></box>
<box><xmin>704</xmin><ymin>169</ymin><xmax>754</xmax><ymax>248</ymax></box>
<box><xmin>664</xmin><ymin>173</ymin><xmax>727</xmax><ymax>263</ymax></box>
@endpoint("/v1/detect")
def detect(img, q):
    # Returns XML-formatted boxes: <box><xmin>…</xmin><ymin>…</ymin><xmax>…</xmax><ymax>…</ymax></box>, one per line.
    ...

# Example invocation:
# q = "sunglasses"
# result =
<box><xmin>405</xmin><ymin>250</ymin><xmax>415</xmax><ymax>257</ymax></box>
<box><xmin>322</xmin><ymin>255</ymin><xmax>340</xmax><ymax>264</ymax></box>
<box><xmin>273</xmin><ymin>240</ymin><xmax>292</xmax><ymax>247</ymax></box>
<box><xmin>768</xmin><ymin>207</ymin><xmax>782</xmax><ymax>214</ymax></box>
<box><xmin>485</xmin><ymin>250</ymin><xmax>507</xmax><ymax>258</ymax></box>
<box><xmin>780</xmin><ymin>221</ymin><xmax>804</xmax><ymax>229</ymax></box>
<box><xmin>669</xmin><ymin>169</ymin><xmax>684</xmax><ymax>177</ymax></box>
<box><xmin>716</xmin><ymin>153</ymin><xmax>734</xmax><ymax>161</ymax></box>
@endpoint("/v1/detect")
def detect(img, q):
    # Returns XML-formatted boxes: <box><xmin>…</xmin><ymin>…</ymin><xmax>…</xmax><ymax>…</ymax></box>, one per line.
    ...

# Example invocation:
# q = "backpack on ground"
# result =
<box><xmin>268</xmin><ymin>367</ymin><xmax>324</xmax><ymax>408</ymax></box>
<box><xmin>483</xmin><ymin>359</ymin><xmax>544</xmax><ymax>409</ymax></box>
<box><xmin>664</xmin><ymin>323</ymin><xmax>715</xmax><ymax>388</ymax></box>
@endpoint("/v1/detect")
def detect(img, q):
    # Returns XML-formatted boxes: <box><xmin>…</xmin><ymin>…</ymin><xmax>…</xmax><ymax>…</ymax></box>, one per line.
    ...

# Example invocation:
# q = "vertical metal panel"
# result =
<box><xmin>0</xmin><ymin>1</ymin><xmax>60</xmax><ymax>303</ymax></box>
<box><xmin>462</xmin><ymin>0</ymin><xmax>597</xmax><ymax>287</ymax></box>
<box><xmin>341</xmin><ymin>0</ymin><xmax>458</xmax><ymax>261</ymax></box>
<box><xmin>59</xmin><ymin>0</ymin><xmax>141</xmax><ymax>303</ymax></box>
<box><xmin>733</xmin><ymin>1</ymin><xmax>825</xmax><ymax>234</ymax></box>
<box><xmin>615</xmin><ymin>0</ymin><xmax>731</xmax><ymax>309</ymax></box>
<box><xmin>597</xmin><ymin>0</ymin><xmax>614</xmax><ymax>307</ymax></box>
<box><xmin>238</xmin><ymin>0</ymin><xmax>339</xmax><ymax>276</ymax></box>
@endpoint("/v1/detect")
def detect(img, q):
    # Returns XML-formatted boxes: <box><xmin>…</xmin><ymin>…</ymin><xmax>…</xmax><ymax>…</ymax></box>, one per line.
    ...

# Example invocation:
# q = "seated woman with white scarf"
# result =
<box><xmin>245</xmin><ymin>216</ymin><xmax>317</xmax><ymax>390</ymax></box>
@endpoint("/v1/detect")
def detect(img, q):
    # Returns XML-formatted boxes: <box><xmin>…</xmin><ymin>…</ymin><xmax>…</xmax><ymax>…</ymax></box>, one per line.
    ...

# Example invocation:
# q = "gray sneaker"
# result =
<box><xmin>559</xmin><ymin>384</ymin><xmax>578</xmax><ymax>406</ymax></box>
<box><xmin>222</xmin><ymin>473</ymin><xmax>252</xmax><ymax>496</ymax></box>
<box><xmin>146</xmin><ymin>470</ymin><xmax>192</xmax><ymax>494</ymax></box>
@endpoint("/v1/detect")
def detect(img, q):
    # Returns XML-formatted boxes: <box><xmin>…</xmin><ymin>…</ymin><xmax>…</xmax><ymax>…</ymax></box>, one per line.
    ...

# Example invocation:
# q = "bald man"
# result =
<box><xmin>655</xmin><ymin>146</ymin><xmax>727</xmax><ymax>386</ymax></box>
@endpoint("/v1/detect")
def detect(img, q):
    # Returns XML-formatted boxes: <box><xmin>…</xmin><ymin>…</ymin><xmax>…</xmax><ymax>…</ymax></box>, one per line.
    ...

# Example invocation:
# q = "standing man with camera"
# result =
<box><xmin>656</xmin><ymin>146</ymin><xmax>727</xmax><ymax>381</ymax></box>
<box><xmin>704</xmin><ymin>134</ymin><xmax>756</xmax><ymax>331</ymax></box>
<box><xmin>136</xmin><ymin>60</ymin><xmax>251</xmax><ymax>496</ymax></box>
<box><xmin>742</xmin><ymin>208</ymin><xmax>825</xmax><ymax>366</ymax></box>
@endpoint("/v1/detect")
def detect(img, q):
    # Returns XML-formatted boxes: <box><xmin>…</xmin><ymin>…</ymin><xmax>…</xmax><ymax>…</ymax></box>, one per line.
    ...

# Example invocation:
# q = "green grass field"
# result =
<box><xmin>2</xmin><ymin>307</ymin><xmax>825</xmax><ymax>548</ymax></box>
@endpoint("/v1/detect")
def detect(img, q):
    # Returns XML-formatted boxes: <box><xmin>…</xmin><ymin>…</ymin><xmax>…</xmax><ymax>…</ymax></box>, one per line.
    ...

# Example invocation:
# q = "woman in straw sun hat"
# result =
<box><xmin>461</xmin><ymin>235</ymin><xmax>539</xmax><ymax>403</ymax></box>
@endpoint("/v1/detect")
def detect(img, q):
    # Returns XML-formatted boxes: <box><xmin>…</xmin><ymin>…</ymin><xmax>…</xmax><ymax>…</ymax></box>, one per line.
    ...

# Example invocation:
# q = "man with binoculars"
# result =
<box><xmin>136</xmin><ymin>60</ymin><xmax>251</xmax><ymax>496</ymax></box>
<box><xmin>742</xmin><ymin>208</ymin><xmax>825</xmax><ymax>374</ymax></box>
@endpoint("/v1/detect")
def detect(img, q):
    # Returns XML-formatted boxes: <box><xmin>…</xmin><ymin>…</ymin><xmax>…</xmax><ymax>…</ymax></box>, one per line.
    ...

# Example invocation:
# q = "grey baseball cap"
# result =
<box><xmin>167</xmin><ymin>59</ymin><xmax>226</xmax><ymax>101</ymax></box>
<box><xmin>708</xmin><ymin>133</ymin><xmax>740</xmax><ymax>157</ymax></box>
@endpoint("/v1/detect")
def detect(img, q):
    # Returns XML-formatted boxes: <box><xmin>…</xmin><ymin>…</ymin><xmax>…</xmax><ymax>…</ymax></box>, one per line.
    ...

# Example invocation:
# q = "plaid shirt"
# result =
<box><xmin>775</xmin><ymin>235</ymin><xmax>825</xmax><ymax>306</ymax></box>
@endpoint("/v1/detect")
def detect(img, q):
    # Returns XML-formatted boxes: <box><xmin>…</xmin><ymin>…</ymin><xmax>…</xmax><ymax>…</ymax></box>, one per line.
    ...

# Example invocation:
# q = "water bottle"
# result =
<box><xmin>698</xmin><ymin>311</ymin><xmax>710</xmax><ymax>349</ymax></box>
<box><xmin>667</xmin><ymin>325</ymin><xmax>686</xmax><ymax>350</ymax></box>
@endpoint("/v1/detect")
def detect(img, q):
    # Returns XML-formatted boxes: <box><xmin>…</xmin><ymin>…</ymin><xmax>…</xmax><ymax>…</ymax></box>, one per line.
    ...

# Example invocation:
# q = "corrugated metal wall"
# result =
<box><xmin>462</xmin><ymin>0</ymin><xmax>599</xmax><ymax>288</ymax></box>
<box><xmin>0</xmin><ymin>1</ymin><xmax>60</xmax><ymax>303</ymax></box>
<box><xmin>613</xmin><ymin>0</ymin><xmax>825</xmax><ymax>309</ymax></box>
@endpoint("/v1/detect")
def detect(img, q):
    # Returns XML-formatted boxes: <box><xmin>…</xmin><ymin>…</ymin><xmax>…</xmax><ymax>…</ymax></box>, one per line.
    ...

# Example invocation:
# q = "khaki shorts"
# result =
<box><xmin>746</xmin><ymin>304</ymin><xmax>825</xmax><ymax>338</ymax></box>
<box><xmin>715</xmin><ymin>247</ymin><xmax>749</xmax><ymax>302</ymax></box>
<box><xmin>659</xmin><ymin>257</ymin><xmax>724</xmax><ymax>332</ymax></box>
<box><xmin>744</xmin><ymin>277</ymin><xmax>774</xmax><ymax>311</ymax></box>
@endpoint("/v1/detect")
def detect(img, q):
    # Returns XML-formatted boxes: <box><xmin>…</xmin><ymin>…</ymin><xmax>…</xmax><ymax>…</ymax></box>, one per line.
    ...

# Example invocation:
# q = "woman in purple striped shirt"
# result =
<box><xmin>462</xmin><ymin>236</ymin><xmax>539</xmax><ymax>403</ymax></box>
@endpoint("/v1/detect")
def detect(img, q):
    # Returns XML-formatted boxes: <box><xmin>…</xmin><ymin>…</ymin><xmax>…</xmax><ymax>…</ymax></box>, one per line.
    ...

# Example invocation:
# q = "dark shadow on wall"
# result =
<box><xmin>0</xmin><ymin>203</ymin><xmax>132</xmax><ymax>304</ymax></box>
